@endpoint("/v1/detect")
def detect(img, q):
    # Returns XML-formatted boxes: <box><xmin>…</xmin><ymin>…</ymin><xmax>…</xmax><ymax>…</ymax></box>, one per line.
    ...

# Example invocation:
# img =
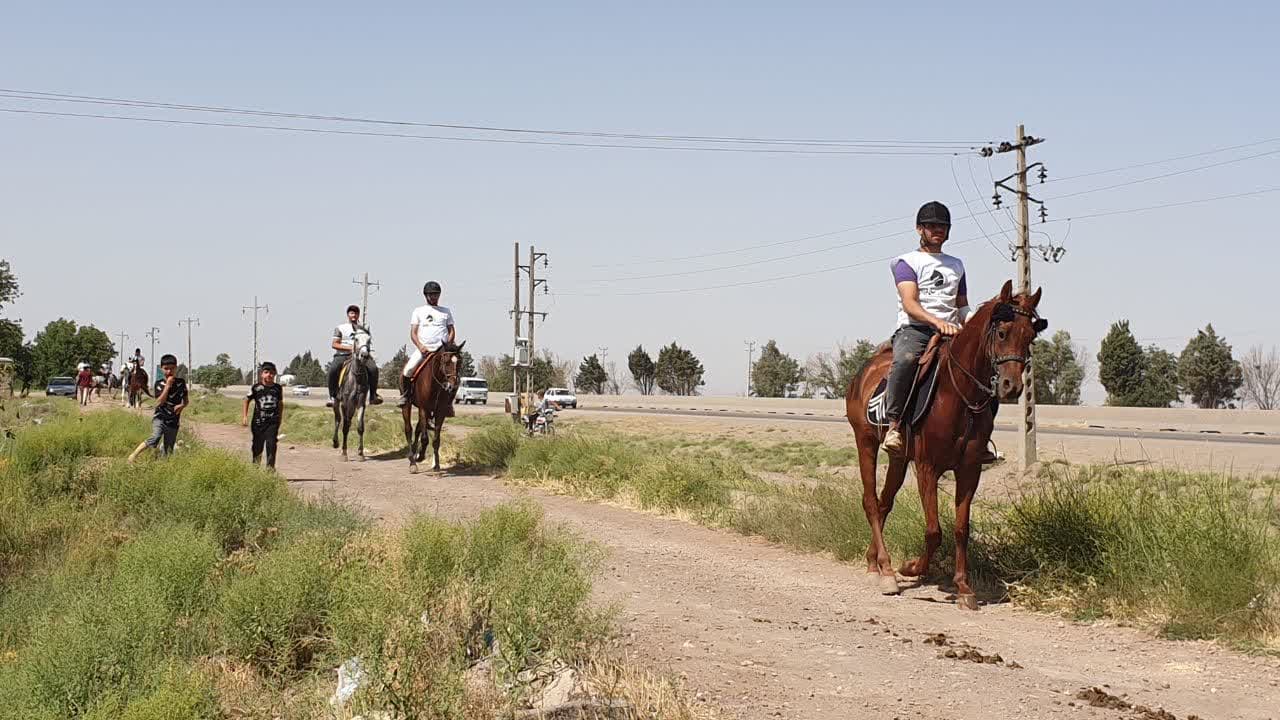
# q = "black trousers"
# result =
<box><xmin>328</xmin><ymin>355</ymin><xmax>379</xmax><ymax>400</ymax></box>
<box><xmin>251</xmin><ymin>421</ymin><xmax>280</xmax><ymax>468</ymax></box>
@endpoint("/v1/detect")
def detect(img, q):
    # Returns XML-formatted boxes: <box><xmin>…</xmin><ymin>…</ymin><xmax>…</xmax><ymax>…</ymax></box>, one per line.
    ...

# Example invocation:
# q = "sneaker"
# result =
<box><xmin>325</xmin><ymin>397</ymin><xmax>335</xmax><ymax>408</ymax></box>
<box><xmin>369</xmin><ymin>393</ymin><xmax>384</xmax><ymax>406</ymax></box>
<box><xmin>882</xmin><ymin>424</ymin><xmax>904</xmax><ymax>455</ymax></box>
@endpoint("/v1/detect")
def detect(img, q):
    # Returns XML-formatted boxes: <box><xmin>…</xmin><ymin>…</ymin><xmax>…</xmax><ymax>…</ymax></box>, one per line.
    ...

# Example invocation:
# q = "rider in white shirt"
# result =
<box><xmin>326</xmin><ymin>304</ymin><xmax>383</xmax><ymax>407</ymax></box>
<box><xmin>399</xmin><ymin>281</ymin><xmax>456</xmax><ymax>407</ymax></box>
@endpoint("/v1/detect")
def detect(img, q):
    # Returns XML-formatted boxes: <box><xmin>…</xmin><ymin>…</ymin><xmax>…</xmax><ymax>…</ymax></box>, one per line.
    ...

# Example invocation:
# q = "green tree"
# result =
<box><xmin>655</xmin><ymin>342</ymin><xmax>704</xmax><ymax>396</ymax></box>
<box><xmin>380</xmin><ymin>345</ymin><xmax>409</xmax><ymax>388</ymax></box>
<box><xmin>1032</xmin><ymin>330</ymin><xmax>1085</xmax><ymax>406</ymax></box>
<box><xmin>29</xmin><ymin>319</ymin><xmax>115</xmax><ymax>385</ymax></box>
<box><xmin>479</xmin><ymin>354</ymin><xmax>511</xmax><ymax>392</ymax></box>
<box><xmin>458</xmin><ymin>349</ymin><xmax>476</xmax><ymax>378</ymax></box>
<box><xmin>1177</xmin><ymin>324</ymin><xmax>1243</xmax><ymax>409</ymax></box>
<box><xmin>1098</xmin><ymin>320</ymin><xmax>1146</xmax><ymax>406</ymax></box>
<box><xmin>285</xmin><ymin>351</ymin><xmax>326</xmax><ymax>387</ymax></box>
<box><xmin>751</xmin><ymin>340</ymin><xmax>802</xmax><ymax>397</ymax></box>
<box><xmin>191</xmin><ymin>352</ymin><xmax>243</xmax><ymax>391</ymax></box>
<box><xmin>805</xmin><ymin>340</ymin><xmax>877</xmax><ymax>398</ymax></box>
<box><xmin>628</xmin><ymin>345</ymin><xmax>656</xmax><ymax>395</ymax></box>
<box><xmin>0</xmin><ymin>259</ymin><xmax>19</xmax><ymax>311</ymax></box>
<box><xmin>479</xmin><ymin>352</ymin><xmax>568</xmax><ymax>394</ymax></box>
<box><xmin>575</xmin><ymin>354</ymin><xmax>608</xmax><ymax>394</ymax></box>
<box><xmin>0</xmin><ymin>319</ymin><xmax>22</xmax><ymax>361</ymax></box>
<box><xmin>1135</xmin><ymin>347</ymin><xmax>1181</xmax><ymax>408</ymax></box>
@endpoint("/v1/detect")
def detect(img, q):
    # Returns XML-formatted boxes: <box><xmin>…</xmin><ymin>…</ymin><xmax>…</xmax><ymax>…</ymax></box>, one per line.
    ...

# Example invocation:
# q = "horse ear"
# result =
<box><xmin>456</xmin><ymin>340</ymin><xmax>467</xmax><ymax>351</ymax></box>
<box><xmin>999</xmin><ymin>280</ymin><xmax>1013</xmax><ymax>302</ymax></box>
<box><xmin>1030</xmin><ymin>286</ymin><xmax>1043</xmax><ymax>308</ymax></box>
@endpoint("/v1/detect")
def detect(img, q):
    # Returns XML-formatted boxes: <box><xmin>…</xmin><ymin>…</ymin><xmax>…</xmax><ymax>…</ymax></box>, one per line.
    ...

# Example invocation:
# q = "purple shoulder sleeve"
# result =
<box><xmin>891</xmin><ymin>259</ymin><xmax>917</xmax><ymax>284</ymax></box>
<box><xmin>958</xmin><ymin>273</ymin><xmax>967</xmax><ymax>296</ymax></box>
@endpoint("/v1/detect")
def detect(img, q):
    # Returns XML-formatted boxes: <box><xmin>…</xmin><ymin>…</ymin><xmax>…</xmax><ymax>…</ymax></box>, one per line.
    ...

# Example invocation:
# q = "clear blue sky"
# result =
<box><xmin>3</xmin><ymin>2</ymin><xmax>1277</xmax><ymax>401</ymax></box>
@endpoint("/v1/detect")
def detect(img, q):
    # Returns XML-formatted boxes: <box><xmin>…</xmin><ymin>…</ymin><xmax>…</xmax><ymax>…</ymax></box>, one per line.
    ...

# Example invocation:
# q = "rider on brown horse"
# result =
<box><xmin>399</xmin><ymin>280</ymin><xmax>456</xmax><ymax>407</ymax></box>
<box><xmin>882</xmin><ymin>201</ymin><xmax>992</xmax><ymax>463</ymax></box>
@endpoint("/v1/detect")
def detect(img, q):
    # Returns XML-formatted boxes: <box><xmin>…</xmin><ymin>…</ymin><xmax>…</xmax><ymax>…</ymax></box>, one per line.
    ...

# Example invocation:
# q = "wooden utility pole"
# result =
<box><xmin>145</xmin><ymin>327</ymin><xmax>160</xmax><ymax>378</ymax></box>
<box><xmin>744</xmin><ymin>340</ymin><xmax>757</xmax><ymax>397</ymax></box>
<box><xmin>512</xmin><ymin>242</ymin><xmax>522</xmax><ymax>419</ymax></box>
<box><xmin>242</xmin><ymin>297</ymin><xmax>269</xmax><ymax>376</ymax></box>
<box><xmin>991</xmin><ymin>124</ymin><xmax>1047</xmax><ymax>472</ymax></box>
<box><xmin>352</xmin><ymin>272</ymin><xmax>381</xmax><ymax>323</ymax></box>
<box><xmin>178</xmin><ymin>317</ymin><xmax>199</xmax><ymax>375</ymax></box>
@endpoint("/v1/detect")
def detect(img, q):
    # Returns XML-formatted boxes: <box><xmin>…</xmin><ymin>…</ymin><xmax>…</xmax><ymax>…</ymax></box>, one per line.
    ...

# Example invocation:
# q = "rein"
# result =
<box><xmin>942</xmin><ymin>303</ymin><xmax>1042</xmax><ymax>415</ymax></box>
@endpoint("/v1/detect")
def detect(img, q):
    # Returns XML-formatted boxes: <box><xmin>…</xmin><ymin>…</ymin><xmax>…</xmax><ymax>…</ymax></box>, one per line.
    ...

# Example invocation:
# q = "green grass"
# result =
<box><xmin>0</xmin><ymin>411</ymin><xmax>635</xmax><ymax>718</ymax></box>
<box><xmin>479</xmin><ymin>424</ymin><xmax>1280</xmax><ymax>649</ymax></box>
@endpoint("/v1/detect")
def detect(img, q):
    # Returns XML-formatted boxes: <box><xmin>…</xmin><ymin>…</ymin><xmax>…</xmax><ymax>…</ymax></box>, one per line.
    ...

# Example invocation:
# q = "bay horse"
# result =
<box><xmin>125</xmin><ymin>358</ymin><xmax>150</xmax><ymax>408</ymax></box>
<box><xmin>332</xmin><ymin>330</ymin><xmax>372</xmax><ymax>461</ymax></box>
<box><xmin>845</xmin><ymin>280</ymin><xmax>1046</xmax><ymax>610</ymax></box>
<box><xmin>401</xmin><ymin>341</ymin><xmax>465</xmax><ymax>473</ymax></box>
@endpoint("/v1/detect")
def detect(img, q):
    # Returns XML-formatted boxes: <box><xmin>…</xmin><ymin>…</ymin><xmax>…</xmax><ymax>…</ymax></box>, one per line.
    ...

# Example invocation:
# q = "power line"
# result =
<box><xmin>950</xmin><ymin>156</ymin><xmax>1007</xmax><ymax>258</ymax></box>
<box><xmin>1053</xmin><ymin>186</ymin><xmax>1280</xmax><ymax>222</ymax></box>
<box><xmin>1044</xmin><ymin>147</ymin><xmax>1280</xmax><ymax>202</ymax></box>
<box><xmin>1046</xmin><ymin>137</ymin><xmax>1280</xmax><ymax>184</ymax></box>
<box><xmin>0</xmin><ymin>107</ymin><xmax>978</xmax><ymax>157</ymax></box>
<box><xmin>0</xmin><ymin>88</ymin><xmax>992</xmax><ymax>149</ymax></box>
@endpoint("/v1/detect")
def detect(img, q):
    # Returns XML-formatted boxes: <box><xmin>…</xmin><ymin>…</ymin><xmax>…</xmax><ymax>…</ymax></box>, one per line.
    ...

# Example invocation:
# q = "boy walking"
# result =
<box><xmin>243</xmin><ymin>361</ymin><xmax>285</xmax><ymax>469</ymax></box>
<box><xmin>127</xmin><ymin>354</ymin><xmax>188</xmax><ymax>461</ymax></box>
<box><xmin>76</xmin><ymin>363</ymin><xmax>93</xmax><ymax>406</ymax></box>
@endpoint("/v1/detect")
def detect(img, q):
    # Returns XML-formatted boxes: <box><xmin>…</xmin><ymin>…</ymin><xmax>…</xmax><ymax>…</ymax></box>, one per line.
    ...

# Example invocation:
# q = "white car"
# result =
<box><xmin>544</xmin><ymin>387</ymin><xmax>577</xmax><ymax>409</ymax></box>
<box><xmin>291</xmin><ymin>384</ymin><xmax>311</xmax><ymax>397</ymax></box>
<box><xmin>456</xmin><ymin>377</ymin><xmax>489</xmax><ymax>404</ymax></box>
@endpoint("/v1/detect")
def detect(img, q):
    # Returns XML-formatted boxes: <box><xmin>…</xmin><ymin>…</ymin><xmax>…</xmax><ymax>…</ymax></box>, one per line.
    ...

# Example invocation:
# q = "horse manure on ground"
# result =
<box><xmin>1074</xmin><ymin>687</ymin><xmax>1202</xmax><ymax>720</ymax></box>
<box><xmin>922</xmin><ymin>632</ymin><xmax>1019</xmax><ymax>667</ymax></box>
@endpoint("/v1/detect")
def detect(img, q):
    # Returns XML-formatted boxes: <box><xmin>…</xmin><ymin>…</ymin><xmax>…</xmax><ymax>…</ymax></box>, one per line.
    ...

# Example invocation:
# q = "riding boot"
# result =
<box><xmin>882</xmin><ymin>421</ymin><xmax>905</xmax><ymax>456</ymax></box>
<box><xmin>397</xmin><ymin>375</ymin><xmax>414</xmax><ymax>407</ymax></box>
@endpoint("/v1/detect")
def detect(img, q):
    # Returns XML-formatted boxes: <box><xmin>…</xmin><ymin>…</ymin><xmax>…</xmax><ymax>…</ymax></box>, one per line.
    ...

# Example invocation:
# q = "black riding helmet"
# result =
<box><xmin>916</xmin><ymin>201</ymin><xmax>951</xmax><ymax>226</ymax></box>
<box><xmin>346</xmin><ymin>304</ymin><xmax>360</xmax><ymax>315</ymax></box>
<box><xmin>423</xmin><ymin>281</ymin><xmax>442</xmax><ymax>295</ymax></box>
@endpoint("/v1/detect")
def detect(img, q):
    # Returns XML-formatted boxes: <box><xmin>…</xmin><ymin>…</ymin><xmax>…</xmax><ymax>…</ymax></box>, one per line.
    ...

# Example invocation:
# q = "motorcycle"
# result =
<box><xmin>529</xmin><ymin>407</ymin><xmax>556</xmax><ymax>437</ymax></box>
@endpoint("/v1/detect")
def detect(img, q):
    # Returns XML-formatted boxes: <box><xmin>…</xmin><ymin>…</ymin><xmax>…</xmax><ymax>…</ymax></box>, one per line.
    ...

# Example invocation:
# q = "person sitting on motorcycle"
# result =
<box><xmin>326</xmin><ymin>304</ymin><xmax>382</xmax><ymax>407</ymax></box>
<box><xmin>526</xmin><ymin>390</ymin><xmax>560</xmax><ymax>432</ymax></box>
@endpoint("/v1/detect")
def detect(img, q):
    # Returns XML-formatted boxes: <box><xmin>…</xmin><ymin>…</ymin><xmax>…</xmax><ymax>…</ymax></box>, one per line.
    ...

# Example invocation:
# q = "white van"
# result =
<box><xmin>457</xmin><ymin>377</ymin><xmax>489</xmax><ymax>404</ymax></box>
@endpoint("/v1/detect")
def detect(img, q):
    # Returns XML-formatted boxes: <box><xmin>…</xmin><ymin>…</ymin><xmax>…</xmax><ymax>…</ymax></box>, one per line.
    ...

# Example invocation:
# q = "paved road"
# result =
<box><xmin>584</xmin><ymin>404</ymin><xmax>1280</xmax><ymax>446</ymax></box>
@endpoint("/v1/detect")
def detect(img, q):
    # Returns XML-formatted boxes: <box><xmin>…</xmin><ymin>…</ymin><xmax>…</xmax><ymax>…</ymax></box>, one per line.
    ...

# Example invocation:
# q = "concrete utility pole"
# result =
<box><xmin>145</xmin><ymin>327</ymin><xmax>160</xmax><ymax>378</ymax></box>
<box><xmin>352</xmin><ymin>272</ymin><xmax>381</xmax><ymax>324</ymax></box>
<box><xmin>178</xmin><ymin>317</ymin><xmax>199</xmax><ymax>375</ymax></box>
<box><xmin>991</xmin><ymin>124</ymin><xmax>1048</xmax><ymax>473</ymax></box>
<box><xmin>513</xmin><ymin>245</ymin><xmax>549</xmax><ymax>414</ymax></box>
<box><xmin>242</xmin><ymin>297</ymin><xmax>269</xmax><ymax>376</ymax></box>
<box><xmin>744</xmin><ymin>340</ymin><xmax>757</xmax><ymax>397</ymax></box>
<box><xmin>115</xmin><ymin>331</ymin><xmax>129</xmax><ymax>369</ymax></box>
<box><xmin>512</xmin><ymin>242</ymin><xmax>522</xmax><ymax>419</ymax></box>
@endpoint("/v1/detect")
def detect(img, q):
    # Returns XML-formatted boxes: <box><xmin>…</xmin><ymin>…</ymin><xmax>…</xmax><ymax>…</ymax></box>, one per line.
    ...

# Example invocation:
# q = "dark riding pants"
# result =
<box><xmin>328</xmin><ymin>354</ymin><xmax>379</xmax><ymax>400</ymax></box>
<box><xmin>251</xmin><ymin>421</ymin><xmax>280</xmax><ymax>469</ymax></box>
<box><xmin>885</xmin><ymin>324</ymin><xmax>936</xmax><ymax>423</ymax></box>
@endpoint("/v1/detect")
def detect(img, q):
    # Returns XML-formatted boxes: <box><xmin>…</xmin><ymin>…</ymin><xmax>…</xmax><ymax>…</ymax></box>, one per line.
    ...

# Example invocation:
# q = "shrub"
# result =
<box><xmin>460</xmin><ymin>420</ymin><xmax>521</xmax><ymax>469</ymax></box>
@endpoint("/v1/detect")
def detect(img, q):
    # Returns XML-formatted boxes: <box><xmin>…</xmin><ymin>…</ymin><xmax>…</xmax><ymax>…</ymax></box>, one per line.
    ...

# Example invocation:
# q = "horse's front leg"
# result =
<box><xmin>340</xmin><ymin>411</ymin><xmax>352</xmax><ymax>461</ymax></box>
<box><xmin>332</xmin><ymin>406</ymin><xmax>341</xmax><ymax>449</ymax></box>
<box><xmin>431</xmin><ymin>419</ymin><xmax>443</xmax><ymax>472</ymax></box>
<box><xmin>953</xmin><ymin>464</ymin><xmax>982</xmax><ymax>611</ymax></box>
<box><xmin>356</xmin><ymin>404</ymin><xmax>366</xmax><ymax>459</ymax></box>
<box><xmin>901</xmin><ymin>461</ymin><xmax>942</xmax><ymax>580</ymax></box>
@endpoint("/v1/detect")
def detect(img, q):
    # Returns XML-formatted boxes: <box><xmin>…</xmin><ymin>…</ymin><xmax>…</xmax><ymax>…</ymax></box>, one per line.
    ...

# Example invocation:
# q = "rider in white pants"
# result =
<box><xmin>399</xmin><ymin>280</ymin><xmax>456</xmax><ymax>406</ymax></box>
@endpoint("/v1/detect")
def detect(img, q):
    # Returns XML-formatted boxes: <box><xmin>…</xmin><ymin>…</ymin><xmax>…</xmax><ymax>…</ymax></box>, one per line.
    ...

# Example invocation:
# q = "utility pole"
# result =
<box><xmin>242</xmin><ymin>297</ymin><xmax>269</xmax><ymax>377</ymax></box>
<box><xmin>597</xmin><ymin>346</ymin><xmax>609</xmax><ymax>394</ymax></box>
<box><xmin>511</xmin><ymin>242</ymin><xmax>522</xmax><ymax>420</ymax></box>
<box><xmin>744</xmin><ymin>340</ymin><xmax>757</xmax><ymax>397</ymax></box>
<box><xmin>514</xmin><ymin>246</ymin><xmax>549</xmax><ymax>410</ymax></box>
<box><xmin>145</xmin><ymin>327</ymin><xmax>160</xmax><ymax>378</ymax></box>
<box><xmin>178</xmin><ymin>317</ymin><xmax>199</xmax><ymax>375</ymax></box>
<box><xmin>991</xmin><ymin>124</ymin><xmax>1048</xmax><ymax>473</ymax></box>
<box><xmin>115</xmin><ymin>331</ymin><xmax>129</xmax><ymax>370</ymax></box>
<box><xmin>352</xmin><ymin>272</ymin><xmax>381</xmax><ymax>324</ymax></box>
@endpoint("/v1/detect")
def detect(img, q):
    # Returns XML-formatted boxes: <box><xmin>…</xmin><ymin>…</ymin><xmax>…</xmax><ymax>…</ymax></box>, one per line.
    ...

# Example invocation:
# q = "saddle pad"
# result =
<box><xmin>866</xmin><ymin>360</ymin><xmax>942</xmax><ymax>429</ymax></box>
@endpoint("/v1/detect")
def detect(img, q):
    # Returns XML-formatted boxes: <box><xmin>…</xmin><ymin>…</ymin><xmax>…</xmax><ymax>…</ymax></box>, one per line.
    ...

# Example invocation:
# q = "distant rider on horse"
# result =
<box><xmin>326</xmin><ymin>304</ymin><xmax>383</xmax><ymax>408</ymax></box>
<box><xmin>882</xmin><ymin>201</ymin><xmax>971</xmax><ymax>456</ymax></box>
<box><xmin>399</xmin><ymin>281</ymin><xmax>456</xmax><ymax>407</ymax></box>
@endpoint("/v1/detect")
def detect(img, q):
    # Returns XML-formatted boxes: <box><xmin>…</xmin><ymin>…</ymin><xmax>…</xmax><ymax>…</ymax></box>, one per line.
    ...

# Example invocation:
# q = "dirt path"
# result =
<box><xmin>195</xmin><ymin>422</ymin><xmax>1279</xmax><ymax>720</ymax></box>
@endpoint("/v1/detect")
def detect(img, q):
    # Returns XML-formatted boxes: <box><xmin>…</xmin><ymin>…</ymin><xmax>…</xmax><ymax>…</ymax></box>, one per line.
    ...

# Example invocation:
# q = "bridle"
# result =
<box><xmin>944</xmin><ymin>302</ymin><xmax>1047</xmax><ymax>414</ymax></box>
<box><xmin>430</xmin><ymin>350</ymin><xmax>459</xmax><ymax>392</ymax></box>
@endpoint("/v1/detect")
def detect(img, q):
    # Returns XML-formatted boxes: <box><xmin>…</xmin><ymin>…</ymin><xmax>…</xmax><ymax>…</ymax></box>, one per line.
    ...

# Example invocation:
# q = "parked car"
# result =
<box><xmin>291</xmin><ymin>384</ymin><xmax>311</xmax><ymax>397</ymax></box>
<box><xmin>456</xmin><ymin>377</ymin><xmax>489</xmax><ymax>404</ymax></box>
<box><xmin>544</xmin><ymin>387</ymin><xmax>577</xmax><ymax>409</ymax></box>
<box><xmin>46</xmin><ymin>376</ymin><xmax>77</xmax><ymax>397</ymax></box>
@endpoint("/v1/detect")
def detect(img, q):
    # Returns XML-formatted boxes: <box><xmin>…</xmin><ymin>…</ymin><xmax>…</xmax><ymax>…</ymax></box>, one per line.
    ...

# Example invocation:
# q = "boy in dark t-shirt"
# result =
<box><xmin>243</xmin><ymin>361</ymin><xmax>285</xmax><ymax>469</ymax></box>
<box><xmin>127</xmin><ymin>354</ymin><xmax>187</xmax><ymax>462</ymax></box>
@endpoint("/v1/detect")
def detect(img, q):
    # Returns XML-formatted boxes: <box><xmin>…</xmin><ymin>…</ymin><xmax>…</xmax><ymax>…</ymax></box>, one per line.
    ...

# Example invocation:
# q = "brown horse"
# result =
<box><xmin>845</xmin><ymin>280</ymin><xmax>1045</xmax><ymax>610</ymax></box>
<box><xmin>126</xmin><ymin>357</ymin><xmax>150</xmax><ymax>408</ymax></box>
<box><xmin>401</xmin><ymin>341</ymin><xmax>465</xmax><ymax>473</ymax></box>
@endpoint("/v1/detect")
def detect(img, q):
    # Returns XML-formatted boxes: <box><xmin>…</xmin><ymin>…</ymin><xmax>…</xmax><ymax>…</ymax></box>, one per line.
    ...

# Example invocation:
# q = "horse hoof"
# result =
<box><xmin>956</xmin><ymin>593</ymin><xmax>979</xmax><ymax>611</ymax></box>
<box><xmin>355</xmin><ymin>455</ymin><xmax>366</xmax><ymax>462</ymax></box>
<box><xmin>878</xmin><ymin>574</ymin><xmax>901</xmax><ymax>595</ymax></box>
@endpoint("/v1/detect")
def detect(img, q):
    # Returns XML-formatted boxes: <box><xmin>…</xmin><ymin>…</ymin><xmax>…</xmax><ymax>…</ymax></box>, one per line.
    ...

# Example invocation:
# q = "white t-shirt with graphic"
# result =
<box><xmin>410</xmin><ymin>304</ymin><xmax>454</xmax><ymax>351</ymax></box>
<box><xmin>891</xmin><ymin>250</ymin><xmax>967</xmax><ymax>328</ymax></box>
<box><xmin>332</xmin><ymin>322</ymin><xmax>370</xmax><ymax>352</ymax></box>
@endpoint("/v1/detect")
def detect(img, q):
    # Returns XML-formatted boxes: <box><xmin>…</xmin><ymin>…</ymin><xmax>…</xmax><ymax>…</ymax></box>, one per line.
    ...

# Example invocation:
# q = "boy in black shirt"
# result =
<box><xmin>243</xmin><ymin>361</ymin><xmax>285</xmax><ymax>469</ymax></box>
<box><xmin>128</xmin><ymin>354</ymin><xmax>187</xmax><ymax>462</ymax></box>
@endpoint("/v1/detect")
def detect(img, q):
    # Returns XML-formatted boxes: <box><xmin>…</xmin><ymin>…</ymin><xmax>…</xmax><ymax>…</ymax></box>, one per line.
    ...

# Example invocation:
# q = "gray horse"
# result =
<box><xmin>332</xmin><ymin>331</ymin><xmax>372</xmax><ymax>461</ymax></box>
